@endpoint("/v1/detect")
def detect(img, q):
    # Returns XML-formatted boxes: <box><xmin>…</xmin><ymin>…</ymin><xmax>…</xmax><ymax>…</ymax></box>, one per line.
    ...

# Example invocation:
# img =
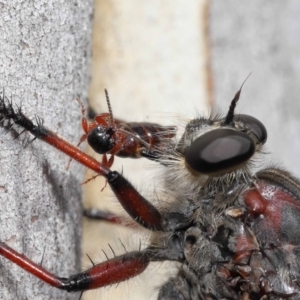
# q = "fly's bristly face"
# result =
<box><xmin>163</xmin><ymin>83</ymin><xmax>268</xmax><ymax>204</ymax></box>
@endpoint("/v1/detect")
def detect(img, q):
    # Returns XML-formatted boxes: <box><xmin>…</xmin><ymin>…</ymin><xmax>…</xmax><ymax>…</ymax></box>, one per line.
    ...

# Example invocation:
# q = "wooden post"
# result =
<box><xmin>0</xmin><ymin>1</ymin><xmax>93</xmax><ymax>299</ymax></box>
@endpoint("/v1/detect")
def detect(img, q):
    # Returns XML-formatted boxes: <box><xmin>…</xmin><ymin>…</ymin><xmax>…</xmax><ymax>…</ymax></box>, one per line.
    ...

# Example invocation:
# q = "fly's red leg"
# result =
<box><xmin>106</xmin><ymin>171</ymin><xmax>162</xmax><ymax>229</ymax></box>
<box><xmin>0</xmin><ymin>242</ymin><xmax>63</xmax><ymax>288</ymax></box>
<box><xmin>81</xmin><ymin>251</ymin><xmax>149</xmax><ymax>291</ymax></box>
<box><xmin>40</xmin><ymin>127</ymin><xmax>162</xmax><ymax>229</ymax></box>
<box><xmin>0</xmin><ymin>242</ymin><xmax>149</xmax><ymax>292</ymax></box>
<box><xmin>1</xmin><ymin>102</ymin><xmax>163</xmax><ymax>230</ymax></box>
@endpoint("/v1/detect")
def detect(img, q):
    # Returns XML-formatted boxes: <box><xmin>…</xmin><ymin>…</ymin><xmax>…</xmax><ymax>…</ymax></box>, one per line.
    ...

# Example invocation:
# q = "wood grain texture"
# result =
<box><xmin>0</xmin><ymin>1</ymin><xmax>93</xmax><ymax>299</ymax></box>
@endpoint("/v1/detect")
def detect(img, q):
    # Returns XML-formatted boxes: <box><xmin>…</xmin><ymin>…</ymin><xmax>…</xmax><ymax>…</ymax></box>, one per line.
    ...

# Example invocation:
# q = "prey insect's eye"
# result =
<box><xmin>87</xmin><ymin>126</ymin><xmax>115</xmax><ymax>154</ymax></box>
<box><xmin>235</xmin><ymin>114</ymin><xmax>267</xmax><ymax>143</ymax></box>
<box><xmin>185</xmin><ymin>129</ymin><xmax>255</xmax><ymax>176</ymax></box>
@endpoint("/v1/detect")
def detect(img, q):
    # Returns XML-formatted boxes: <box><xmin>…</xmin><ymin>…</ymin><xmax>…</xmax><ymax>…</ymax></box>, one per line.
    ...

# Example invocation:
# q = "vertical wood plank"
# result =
<box><xmin>0</xmin><ymin>1</ymin><xmax>93</xmax><ymax>299</ymax></box>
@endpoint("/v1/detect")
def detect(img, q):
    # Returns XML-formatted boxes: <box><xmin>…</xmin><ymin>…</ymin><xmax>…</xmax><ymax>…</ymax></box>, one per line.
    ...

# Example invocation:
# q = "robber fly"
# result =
<box><xmin>0</xmin><ymin>80</ymin><xmax>300</xmax><ymax>300</ymax></box>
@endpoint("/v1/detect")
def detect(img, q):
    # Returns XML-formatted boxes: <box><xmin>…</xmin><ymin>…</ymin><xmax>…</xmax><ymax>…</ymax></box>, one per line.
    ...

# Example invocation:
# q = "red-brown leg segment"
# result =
<box><xmin>0</xmin><ymin>242</ymin><xmax>149</xmax><ymax>292</ymax></box>
<box><xmin>41</xmin><ymin>127</ymin><xmax>162</xmax><ymax>230</ymax></box>
<box><xmin>106</xmin><ymin>171</ymin><xmax>162</xmax><ymax>230</ymax></box>
<box><xmin>1</xmin><ymin>103</ymin><xmax>163</xmax><ymax>230</ymax></box>
<box><xmin>0</xmin><ymin>242</ymin><xmax>63</xmax><ymax>288</ymax></box>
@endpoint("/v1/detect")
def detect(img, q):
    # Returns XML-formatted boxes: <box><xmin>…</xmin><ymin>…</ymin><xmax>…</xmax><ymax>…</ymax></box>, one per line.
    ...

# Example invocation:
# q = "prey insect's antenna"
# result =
<box><xmin>103</xmin><ymin>89</ymin><xmax>151</xmax><ymax>149</ymax></box>
<box><xmin>224</xmin><ymin>73</ymin><xmax>251</xmax><ymax>125</ymax></box>
<box><xmin>104</xmin><ymin>89</ymin><xmax>115</xmax><ymax>129</ymax></box>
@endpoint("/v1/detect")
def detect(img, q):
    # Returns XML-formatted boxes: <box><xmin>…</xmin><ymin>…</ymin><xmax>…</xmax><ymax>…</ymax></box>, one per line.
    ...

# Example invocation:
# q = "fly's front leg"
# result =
<box><xmin>0</xmin><ymin>242</ymin><xmax>150</xmax><ymax>292</ymax></box>
<box><xmin>0</xmin><ymin>97</ymin><xmax>164</xmax><ymax>231</ymax></box>
<box><xmin>42</xmin><ymin>124</ymin><xmax>163</xmax><ymax>229</ymax></box>
<box><xmin>106</xmin><ymin>170</ymin><xmax>163</xmax><ymax>230</ymax></box>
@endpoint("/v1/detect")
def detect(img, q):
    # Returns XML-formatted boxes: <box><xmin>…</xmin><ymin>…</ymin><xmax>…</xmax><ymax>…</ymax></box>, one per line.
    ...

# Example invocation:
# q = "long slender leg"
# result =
<box><xmin>0</xmin><ymin>242</ymin><xmax>149</xmax><ymax>292</ymax></box>
<box><xmin>41</xmin><ymin>125</ymin><xmax>162</xmax><ymax>229</ymax></box>
<box><xmin>0</xmin><ymin>99</ymin><xmax>163</xmax><ymax>230</ymax></box>
<box><xmin>0</xmin><ymin>98</ymin><xmax>175</xmax><ymax>294</ymax></box>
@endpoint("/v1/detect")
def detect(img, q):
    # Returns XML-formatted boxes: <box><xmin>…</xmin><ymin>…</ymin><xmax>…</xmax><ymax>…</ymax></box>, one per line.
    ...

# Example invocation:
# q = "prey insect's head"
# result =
<box><xmin>87</xmin><ymin>89</ymin><xmax>117</xmax><ymax>154</ymax></box>
<box><xmin>178</xmin><ymin>77</ymin><xmax>267</xmax><ymax>177</ymax></box>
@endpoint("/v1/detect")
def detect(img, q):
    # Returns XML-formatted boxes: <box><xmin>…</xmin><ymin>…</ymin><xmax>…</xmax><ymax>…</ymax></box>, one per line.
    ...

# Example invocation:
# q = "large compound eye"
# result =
<box><xmin>87</xmin><ymin>126</ymin><xmax>115</xmax><ymax>154</ymax></box>
<box><xmin>235</xmin><ymin>114</ymin><xmax>267</xmax><ymax>144</ymax></box>
<box><xmin>185</xmin><ymin>129</ymin><xmax>255</xmax><ymax>176</ymax></box>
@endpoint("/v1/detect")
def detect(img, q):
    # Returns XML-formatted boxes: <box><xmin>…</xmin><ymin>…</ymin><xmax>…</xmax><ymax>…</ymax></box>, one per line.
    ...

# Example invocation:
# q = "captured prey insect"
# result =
<box><xmin>0</xmin><ymin>82</ymin><xmax>300</xmax><ymax>300</ymax></box>
<box><xmin>70</xmin><ymin>89</ymin><xmax>177</xmax><ymax>171</ymax></box>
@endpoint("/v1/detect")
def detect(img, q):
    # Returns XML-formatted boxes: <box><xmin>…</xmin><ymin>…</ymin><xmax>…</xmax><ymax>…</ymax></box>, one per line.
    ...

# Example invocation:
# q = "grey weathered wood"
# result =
<box><xmin>0</xmin><ymin>1</ymin><xmax>93</xmax><ymax>299</ymax></box>
<box><xmin>210</xmin><ymin>1</ymin><xmax>300</xmax><ymax>177</ymax></box>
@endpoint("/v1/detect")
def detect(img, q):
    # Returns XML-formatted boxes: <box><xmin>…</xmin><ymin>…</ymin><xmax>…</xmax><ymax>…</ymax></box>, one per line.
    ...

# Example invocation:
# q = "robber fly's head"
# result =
<box><xmin>177</xmin><ymin>82</ymin><xmax>267</xmax><ymax>177</ymax></box>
